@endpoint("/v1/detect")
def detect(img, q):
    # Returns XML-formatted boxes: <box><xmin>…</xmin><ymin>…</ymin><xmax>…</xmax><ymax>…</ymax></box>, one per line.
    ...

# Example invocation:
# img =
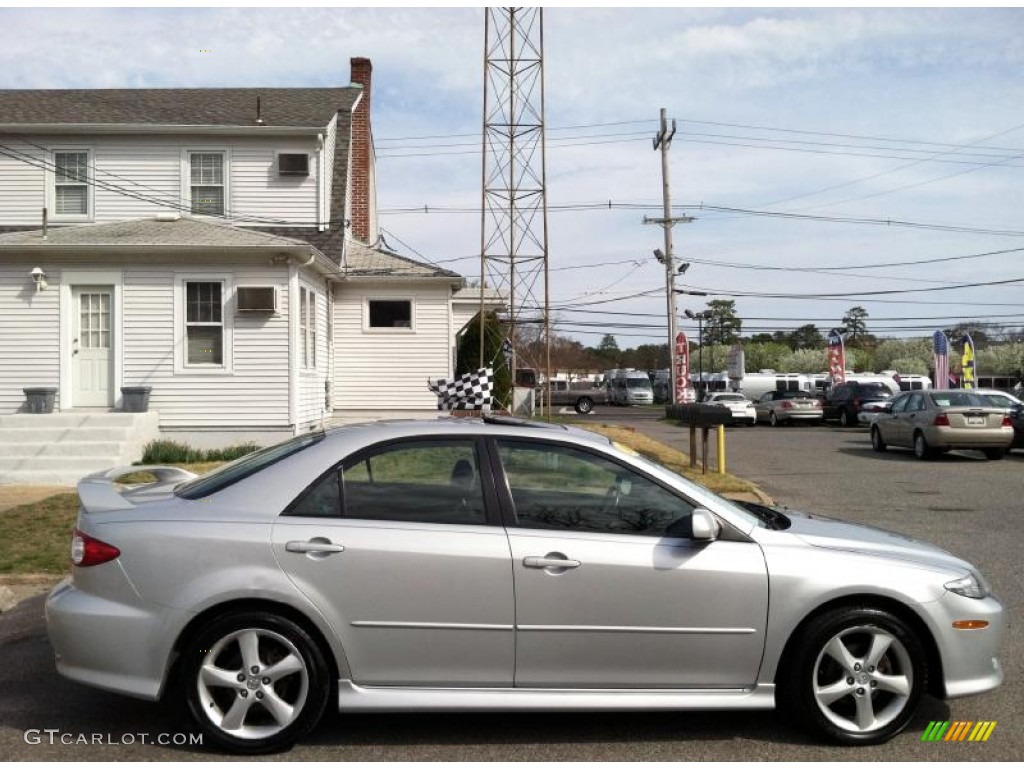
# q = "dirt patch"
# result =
<box><xmin>0</xmin><ymin>574</ymin><xmax>63</xmax><ymax>612</ymax></box>
<box><xmin>0</xmin><ymin>485</ymin><xmax>73</xmax><ymax>514</ymax></box>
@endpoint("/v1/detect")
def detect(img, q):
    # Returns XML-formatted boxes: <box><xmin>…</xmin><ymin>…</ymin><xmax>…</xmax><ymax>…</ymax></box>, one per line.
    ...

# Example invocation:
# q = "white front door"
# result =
<box><xmin>72</xmin><ymin>286</ymin><xmax>114</xmax><ymax>407</ymax></box>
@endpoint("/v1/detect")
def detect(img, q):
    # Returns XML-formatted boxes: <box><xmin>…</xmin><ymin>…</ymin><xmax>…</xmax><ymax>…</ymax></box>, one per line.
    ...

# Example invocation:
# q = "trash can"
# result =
<box><xmin>120</xmin><ymin>386</ymin><xmax>152</xmax><ymax>413</ymax></box>
<box><xmin>23</xmin><ymin>387</ymin><xmax>57</xmax><ymax>414</ymax></box>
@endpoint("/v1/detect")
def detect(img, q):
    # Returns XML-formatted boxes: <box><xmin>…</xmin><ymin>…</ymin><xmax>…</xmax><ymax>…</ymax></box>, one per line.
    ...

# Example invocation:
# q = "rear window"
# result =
<box><xmin>778</xmin><ymin>390</ymin><xmax>814</xmax><ymax>400</ymax></box>
<box><xmin>175</xmin><ymin>431</ymin><xmax>326</xmax><ymax>499</ymax></box>
<box><xmin>929</xmin><ymin>392</ymin><xmax>988</xmax><ymax>408</ymax></box>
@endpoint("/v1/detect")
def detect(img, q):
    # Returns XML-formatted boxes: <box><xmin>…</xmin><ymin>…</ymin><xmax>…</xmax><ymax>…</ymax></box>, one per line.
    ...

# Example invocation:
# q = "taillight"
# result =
<box><xmin>1003</xmin><ymin>415</ymin><xmax>1013</xmax><ymax>428</ymax></box>
<box><xmin>71</xmin><ymin>529</ymin><xmax>120</xmax><ymax>567</ymax></box>
<box><xmin>933</xmin><ymin>413</ymin><xmax>950</xmax><ymax>427</ymax></box>
<box><xmin>781</xmin><ymin>401</ymin><xmax>793</xmax><ymax>410</ymax></box>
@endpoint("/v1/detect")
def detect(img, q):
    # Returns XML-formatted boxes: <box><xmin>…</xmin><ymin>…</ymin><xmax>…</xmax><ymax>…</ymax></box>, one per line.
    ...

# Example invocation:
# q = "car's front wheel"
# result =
<box><xmin>913</xmin><ymin>431</ymin><xmax>933</xmax><ymax>461</ymax></box>
<box><xmin>983</xmin><ymin>448</ymin><xmax>1005</xmax><ymax>461</ymax></box>
<box><xmin>871</xmin><ymin>426</ymin><xmax>886</xmax><ymax>452</ymax></box>
<box><xmin>839</xmin><ymin>409</ymin><xmax>851</xmax><ymax>428</ymax></box>
<box><xmin>781</xmin><ymin>607</ymin><xmax>926</xmax><ymax>745</ymax></box>
<box><xmin>575</xmin><ymin>396</ymin><xmax>594</xmax><ymax>415</ymax></box>
<box><xmin>182</xmin><ymin>611</ymin><xmax>330</xmax><ymax>754</ymax></box>
<box><xmin>769</xmin><ymin>411</ymin><xmax>780</xmax><ymax>427</ymax></box>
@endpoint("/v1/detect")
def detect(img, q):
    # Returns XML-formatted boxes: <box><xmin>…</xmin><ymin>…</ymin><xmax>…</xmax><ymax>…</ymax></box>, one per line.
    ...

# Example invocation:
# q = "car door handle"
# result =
<box><xmin>523</xmin><ymin>555</ymin><xmax>581</xmax><ymax>569</ymax></box>
<box><xmin>285</xmin><ymin>540</ymin><xmax>345</xmax><ymax>554</ymax></box>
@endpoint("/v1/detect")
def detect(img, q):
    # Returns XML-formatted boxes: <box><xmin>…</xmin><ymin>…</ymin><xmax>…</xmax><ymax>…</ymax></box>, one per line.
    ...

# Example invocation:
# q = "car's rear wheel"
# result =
<box><xmin>575</xmin><ymin>396</ymin><xmax>594</xmax><ymax>415</ymax></box>
<box><xmin>870</xmin><ymin>426</ymin><xmax>886</xmax><ymax>452</ymax></box>
<box><xmin>839</xmin><ymin>409</ymin><xmax>851</xmax><ymax>428</ymax></box>
<box><xmin>913</xmin><ymin>431</ymin><xmax>933</xmax><ymax>461</ymax></box>
<box><xmin>182</xmin><ymin>611</ymin><xmax>330</xmax><ymax>754</ymax></box>
<box><xmin>770</xmin><ymin>411</ymin><xmax>780</xmax><ymax>427</ymax></box>
<box><xmin>983</xmin><ymin>448</ymin><xmax>1005</xmax><ymax>461</ymax></box>
<box><xmin>781</xmin><ymin>607</ymin><xmax>926</xmax><ymax>745</ymax></box>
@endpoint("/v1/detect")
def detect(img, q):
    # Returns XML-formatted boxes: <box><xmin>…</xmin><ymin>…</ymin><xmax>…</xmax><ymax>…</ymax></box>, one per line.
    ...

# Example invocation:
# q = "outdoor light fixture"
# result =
<box><xmin>678</xmin><ymin>262</ymin><xmax>690</xmax><ymax>274</ymax></box>
<box><xmin>29</xmin><ymin>267</ymin><xmax>47</xmax><ymax>292</ymax></box>
<box><xmin>653</xmin><ymin>248</ymin><xmax>666</xmax><ymax>264</ymax></box>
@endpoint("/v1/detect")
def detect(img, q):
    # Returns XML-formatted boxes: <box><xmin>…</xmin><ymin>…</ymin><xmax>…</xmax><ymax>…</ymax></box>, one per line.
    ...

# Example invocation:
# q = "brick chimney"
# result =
<box><xmin>349</xmin><ymin>57</ymin><xmax>374</xmax><ymax>243</ymax></box>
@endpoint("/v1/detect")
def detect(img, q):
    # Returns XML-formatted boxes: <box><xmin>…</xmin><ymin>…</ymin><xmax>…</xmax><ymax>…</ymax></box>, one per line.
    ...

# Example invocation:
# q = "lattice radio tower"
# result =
<box><xmin>478</xmin><ymin>7</ymin><xmax>550</xmax><ymax>411</ymax></box>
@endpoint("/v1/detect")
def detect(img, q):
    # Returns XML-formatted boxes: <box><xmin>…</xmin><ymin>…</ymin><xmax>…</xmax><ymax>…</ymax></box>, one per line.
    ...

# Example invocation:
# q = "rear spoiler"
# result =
<box><xmin>77</xmin><ymin>465</ymin><xmax>198</xmax><ymax>513</ymax></box>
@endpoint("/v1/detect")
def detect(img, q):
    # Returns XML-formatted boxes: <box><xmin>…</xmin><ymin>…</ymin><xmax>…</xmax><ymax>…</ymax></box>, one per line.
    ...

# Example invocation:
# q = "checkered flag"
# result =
<box><xmin>428</xmin><ymin>368</ymin><xmax>494</xmax><ymax>411</ymax></box>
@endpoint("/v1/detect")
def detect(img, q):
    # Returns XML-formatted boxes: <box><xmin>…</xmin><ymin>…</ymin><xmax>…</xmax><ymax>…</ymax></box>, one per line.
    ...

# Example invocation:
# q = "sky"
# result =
<box><xmin>2</xmin><ymin>5</ymin><xmax>1024</xmax><ymax>350</ymax></box>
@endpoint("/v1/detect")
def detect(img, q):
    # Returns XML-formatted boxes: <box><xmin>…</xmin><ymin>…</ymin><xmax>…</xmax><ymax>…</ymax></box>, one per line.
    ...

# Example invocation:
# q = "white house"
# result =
<box><xmin>0</xmin><ymin>59</ymin><xmax>494</xmax><ymax>480</ymax></box>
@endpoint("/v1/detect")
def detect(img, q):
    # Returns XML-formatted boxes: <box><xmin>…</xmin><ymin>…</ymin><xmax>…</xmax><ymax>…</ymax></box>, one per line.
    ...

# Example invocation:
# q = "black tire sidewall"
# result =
<box><xmin>181</xmin><ymin>611</ymin><xmax>330</xmax><ymax>755</ymax></box>
<box><xmin>783</xmin><ymin>607</ymin><xmax>926</xmax><ymax>745</ymax></box>
<box><xmin>576</xmin><ymin>397</ymin><xmax>593</xmax><ymax>414</ymax></box>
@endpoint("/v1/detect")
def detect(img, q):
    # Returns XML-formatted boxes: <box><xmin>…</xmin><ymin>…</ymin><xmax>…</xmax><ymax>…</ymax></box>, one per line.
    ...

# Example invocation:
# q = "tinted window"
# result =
<box><xmin>341</xmin><ymin>439</ymin><xmax>486</xmax><ymax>525</ymax></box>
<box><xmin>288</xmin><ymin>470</ymin><xmax>341</xmax><ymax>517</ymax></box>
<box><xmin>930</xmin><ymin>392</ymin><xmax>987</xmax><ymax>408</ymax></box>
<box><xmin>982</xmin><ymin>393</ymin><xmax>1017</xmax><ymax>408</ymax></box>
<box><xmin>779</xmin><ymin>390</ymin><xmax>813</xmax><ymax>400</ymax></box>
<box><xmin>889</xmin><ymin>394</ymin><xmax>911</xmax><ymax>413</ymax></box>
<box><xmin>497</xmin><ymin>440</ymin><xmax>696</xmax><ymax>537</ymax></box>
<box><xmin>176</xmin><ymin>432</ymin><xmax>324</xmax><ymax>499</ymax></box>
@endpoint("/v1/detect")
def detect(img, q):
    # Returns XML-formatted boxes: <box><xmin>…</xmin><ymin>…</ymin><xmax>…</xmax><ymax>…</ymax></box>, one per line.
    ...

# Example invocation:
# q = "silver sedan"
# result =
<box><xmin>47</xmin><ymin>417</ymin><xmax>1003</xmax><ymax>753</ymax></box>
<box><xmin>754</xmin><ymin>390</ymin><xmax>824</xmax><ymax>426</ymax></box>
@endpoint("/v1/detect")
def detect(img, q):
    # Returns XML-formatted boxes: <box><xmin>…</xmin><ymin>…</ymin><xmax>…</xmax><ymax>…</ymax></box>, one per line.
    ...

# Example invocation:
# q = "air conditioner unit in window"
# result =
<box><xmin>236</xmin><ymin>286</ymin><xmax>277</xmax><ymax>313</ymax></box>
<box><xmin>278</xmin><ymin>153</ymin><xmax>310</xmax><ymax>176</ymax></box>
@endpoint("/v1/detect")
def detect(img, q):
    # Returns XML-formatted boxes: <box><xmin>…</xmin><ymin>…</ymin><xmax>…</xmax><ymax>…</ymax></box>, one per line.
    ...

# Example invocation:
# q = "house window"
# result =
<box><xmin>185</xmin><ymin>281</ymin><xmax>224</xmax><ymax>365</ymax></box>
<box><xmin>368</xmin><ymin>299</ymin><xmax>412</xmax><ymax>329</ymax></box>
<box><xmin>54</xmin><ymin>151</ymin><xmax>89</xmax><ymax>216</ymax></box>
<box><xmin>189</xmin><ymin>152</ymin><xmax>225</xmax><ymax>216</ymax></box>
<box><xmin>300</xmin><ymin>286</ymin><xmax>317</xmax><ymax>369</ymax></box>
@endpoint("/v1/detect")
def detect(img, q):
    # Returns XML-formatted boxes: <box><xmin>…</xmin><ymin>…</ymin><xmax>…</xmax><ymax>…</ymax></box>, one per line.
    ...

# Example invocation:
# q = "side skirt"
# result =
<box><xmin>337</xmin><ymin>680</ymin><xmax>776</xmax><ymax>712</ymax></box>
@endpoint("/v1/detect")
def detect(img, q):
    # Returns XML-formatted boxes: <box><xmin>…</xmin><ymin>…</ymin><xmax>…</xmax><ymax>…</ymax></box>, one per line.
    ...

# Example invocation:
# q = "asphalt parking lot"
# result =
<box><xmin>1</xmin><ymin>411</ymin><xmax>1019</xmax><ymax>760</ymax></box>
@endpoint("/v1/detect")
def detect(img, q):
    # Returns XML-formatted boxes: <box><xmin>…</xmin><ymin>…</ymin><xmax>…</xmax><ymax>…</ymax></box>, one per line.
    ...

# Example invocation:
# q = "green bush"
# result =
<box><xmin>140</xmin><ymin>440</ymin><xmax>260</xmax><ymax>465</ymax></box>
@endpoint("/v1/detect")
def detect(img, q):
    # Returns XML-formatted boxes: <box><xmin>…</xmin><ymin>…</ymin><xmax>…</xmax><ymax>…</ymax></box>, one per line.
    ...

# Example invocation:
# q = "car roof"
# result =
<box><xmin>319</xmin><ymin>416</ymin><xmax>612</xmax><ymax>447</ymax></box>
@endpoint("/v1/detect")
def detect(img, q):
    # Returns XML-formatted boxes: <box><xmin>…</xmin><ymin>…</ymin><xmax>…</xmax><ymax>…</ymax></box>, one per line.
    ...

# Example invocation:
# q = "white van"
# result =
<box><xmin>611</xmin><ymin>369</ymin><xmax>654</xmax><ymax>406</ymax></box>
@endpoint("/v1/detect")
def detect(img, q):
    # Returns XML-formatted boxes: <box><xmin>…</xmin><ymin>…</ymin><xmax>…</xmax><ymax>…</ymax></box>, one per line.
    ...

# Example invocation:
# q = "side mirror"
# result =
<box><xmin>691</xmin><ymin>508</ymin><xmax>720</xmax><ymax>542</ymax></box>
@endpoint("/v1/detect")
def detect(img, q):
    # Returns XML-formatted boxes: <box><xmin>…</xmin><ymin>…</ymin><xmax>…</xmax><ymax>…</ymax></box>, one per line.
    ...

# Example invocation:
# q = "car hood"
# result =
<box><xmin>781</xmin><ymin>509</ymin><xmax>973</xmax><ymax>574</ymax></box>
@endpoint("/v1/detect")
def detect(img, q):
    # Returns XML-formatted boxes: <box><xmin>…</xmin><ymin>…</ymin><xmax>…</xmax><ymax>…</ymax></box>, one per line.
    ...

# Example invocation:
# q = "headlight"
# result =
<box><xmin>944</xmin><ymin>571</ymin><xmax>991</xmax><ymax>599</ymax></box>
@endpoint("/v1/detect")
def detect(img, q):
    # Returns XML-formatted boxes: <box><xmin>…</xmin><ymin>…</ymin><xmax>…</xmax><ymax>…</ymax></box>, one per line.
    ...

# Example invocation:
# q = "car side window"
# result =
<box><xmin>889</xmin><ymin>394</ymin><xmax>910</xmax><ymax>413</ymax></box>
<box><xmin>496</xmin><ymin>439</ymin><xmax>696</xmax><ymax>538</ymax></box>
<box><xmin>906</xmin><ymin>393</ymin><xmax>924</xmax><ymax>412</ymax></box>
<box><xmin>341</xmin><ymin>439</ymin><xmax>487</xmax><ymax>525</ymax></box>
<box><xmin>287</xmin><ymin>469</ymin><xmax>342</xmax><ymax>517</ymax></box>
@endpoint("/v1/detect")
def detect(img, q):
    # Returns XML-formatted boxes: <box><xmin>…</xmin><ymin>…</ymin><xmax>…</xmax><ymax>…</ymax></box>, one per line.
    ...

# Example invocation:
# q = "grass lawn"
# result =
<box><xmin>0</xmin><ymin>429</ymin><xmax>761</xmax><ymax>577</ymax></box>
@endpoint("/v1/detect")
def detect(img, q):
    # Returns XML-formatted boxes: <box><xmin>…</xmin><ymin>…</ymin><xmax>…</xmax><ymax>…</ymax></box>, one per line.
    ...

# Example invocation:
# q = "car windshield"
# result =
<box><xmin>929</xmin><ymin>392</ymin><xmax>989</xmax><ymax>408</ymax></box>
<box><xmin>858</xmin><ymin>384</ymin><xmax>891</xmax><ymax>396</ymax></box>
<box><xmin>779</xmin><ymin>391</ymin><xmax>813</xmax><ymax>399</ymax></box>
<box><xmin>175</xmin><ymin>431</ymin><xmax>326</xmax><ymax>499</ymax></box>
<box><xmin>626</xmin><ymin>377</ymin><xmax>652</xmax><ymax>389</ymax></box>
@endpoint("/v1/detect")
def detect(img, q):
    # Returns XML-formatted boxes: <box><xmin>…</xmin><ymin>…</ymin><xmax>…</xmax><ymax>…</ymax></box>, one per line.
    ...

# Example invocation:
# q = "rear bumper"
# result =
<box><xmin>45</xmin><ymin>577</ymin><xmax>183</xmax><ymax>700</ymax></box>
<box><xmin>926</xmin><ymin>426</ymin><xmax>1013</xmax><ymax>449</ymax></box>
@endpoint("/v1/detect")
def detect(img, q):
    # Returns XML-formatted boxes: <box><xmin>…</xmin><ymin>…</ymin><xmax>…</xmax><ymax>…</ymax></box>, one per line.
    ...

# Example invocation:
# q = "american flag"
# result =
<box><xmin>933</xmin><ymin>330</ymin><xmax>949</xmax><ymax>389</ymax></box>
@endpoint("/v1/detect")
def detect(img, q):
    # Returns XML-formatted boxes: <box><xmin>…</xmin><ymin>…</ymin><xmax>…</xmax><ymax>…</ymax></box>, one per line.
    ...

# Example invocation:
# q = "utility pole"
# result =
<box><xmin>644</xmin><ymin>108</ymin><xmax>694</xmax><ymax>405</ymax></box>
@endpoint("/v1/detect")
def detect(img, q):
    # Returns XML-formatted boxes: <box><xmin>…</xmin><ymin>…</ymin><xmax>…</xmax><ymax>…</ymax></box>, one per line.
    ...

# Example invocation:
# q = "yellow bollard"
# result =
<box><xmin>717</xmin><ymin>424</ymin><xmax>726</xmax><ymax>474</ymax></box>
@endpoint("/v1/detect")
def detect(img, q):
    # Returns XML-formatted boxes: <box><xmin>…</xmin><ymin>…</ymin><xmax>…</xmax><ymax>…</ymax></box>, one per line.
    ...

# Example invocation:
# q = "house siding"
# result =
<box><xmin>0</xmin><ymin>134</ymin><xmax>321</xmax><ymax>227</ymax></box>
<box><xmin>124</xmin><ymin>262</ymin><xmax>291</xmax><ymax>428</ymax></box>
<box><xmin>0</xmin><ymin>263</ymin><xmax>61</xmax><ymax>413</ymax></box>
<box><xmin>333</xmin><ymin>282</ymin><xmax>453</xmax><ymax>410</ymax></box>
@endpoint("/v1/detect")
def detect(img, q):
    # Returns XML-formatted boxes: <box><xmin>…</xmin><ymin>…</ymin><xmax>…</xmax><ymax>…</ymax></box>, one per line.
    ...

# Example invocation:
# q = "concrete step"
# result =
<box><xmin>0</xmin><ymin>441</ymin><xmax>125</xmax><ymax>458</ymax></box>
<box><xmin>0</xmin><ymin>427</ymin><xmax>132</xmax><ymax>443</ymax></box>
<box><xmin>0</xmin><ymin>457</ymin><xmax>121</xmax><ymax>473</ymax></box>
<box><xmin>0</xmin><ymin>413</ymin><xmax>143</xmax><ymax>429</ymax></box>
<box><xmin>0</xmin><ymin>470</ymin><xmax>79</xmax><ymax>488</ymax></box>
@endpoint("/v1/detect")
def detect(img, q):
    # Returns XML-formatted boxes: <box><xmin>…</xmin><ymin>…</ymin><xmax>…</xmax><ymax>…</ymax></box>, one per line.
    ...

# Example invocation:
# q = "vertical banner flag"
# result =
<box><xmin>960</xmin><ymin>334</ymin><xmax>976</xmax><ymax>389</ymax></box>
<box><xmin>827</xmin><ymin>329</ymin><xmax>846</xmax><ymax>384</ymax></box>
<box><xmin>674</xmin><ymin>331</ymin><xmax>695</xmax><ymax>403</ymax></box>
<box><xmin>932</xmin><ymin>331</ymin><xmax>949</xmax><ymax>390</ymax></box>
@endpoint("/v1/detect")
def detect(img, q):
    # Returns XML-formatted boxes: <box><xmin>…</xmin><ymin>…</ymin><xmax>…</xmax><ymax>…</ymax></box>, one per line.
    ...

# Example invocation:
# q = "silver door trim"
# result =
<box><xmin>516</xmin><ymin>624</ymin><xmax>757</xmax><ymax>635</ymax></box>
<box><xmin>350</xmin><ymin>620</ymin><xmax>513</xmax><ymax>631</ymax></box>
<box><xmin>336</xmin><ymin>679</ymin><xmax>776</xmax><ymax>711</ymax></box>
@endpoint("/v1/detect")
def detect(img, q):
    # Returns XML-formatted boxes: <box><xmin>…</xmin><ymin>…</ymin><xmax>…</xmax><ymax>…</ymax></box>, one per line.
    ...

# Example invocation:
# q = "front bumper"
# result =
<box><xmin>929</xmin><ymin>590</ymin><xmax>1005</xmax><ymax>699</ymax></box>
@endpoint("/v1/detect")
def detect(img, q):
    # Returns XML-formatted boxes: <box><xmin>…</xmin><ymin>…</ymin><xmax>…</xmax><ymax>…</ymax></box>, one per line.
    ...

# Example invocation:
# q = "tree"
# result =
<box><xmin>840</xmin><ymin>306</ymin><xmax>869</xmax><ymax>345</ymax></box>
<box><xmin>455</xmin><ymin>312</ymin><xmax>511</xmax><ymax>406</ymax></box>
<box><xmin>703</xmin><ymin>299</ymin><xmax>742</xmax><ymax>346</ymax></box>
<box><xmin>789</xmin><ymin>324</ymin><xmax>825</xmax><ymax>351</ymax></box>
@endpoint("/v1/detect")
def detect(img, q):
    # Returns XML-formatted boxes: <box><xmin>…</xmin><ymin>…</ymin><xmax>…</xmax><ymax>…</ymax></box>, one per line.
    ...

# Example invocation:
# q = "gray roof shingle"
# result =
<box><xmin>0</xmin><ymin>87</ymin><xmax>360</xmax><ymax>127</ymax></box>
<box><xmin>344</xmin><ymin>240</ymin><xmax>462</xmax><ymax>280</ymax></box>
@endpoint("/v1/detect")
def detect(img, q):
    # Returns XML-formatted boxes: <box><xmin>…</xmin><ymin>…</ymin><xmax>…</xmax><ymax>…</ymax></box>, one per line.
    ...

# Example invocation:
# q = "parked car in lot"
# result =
<box><xmin>870</xmin><ymin>390</ymin><xmax>1014</xmax><ymax>460</ymax></box>
<box><xmin>47</xmin><ymin>417</ymin><xmax>1003</xmax><ymax>753</ymax></box>
<box><xmin>610</xmin><ymin>370</ymin><xmax>655</xmax><ymax>406</ymax></box>
<box><xmin>540</xmin><ymin>379</ymin><xmax>607</xmax><ymax>414</ymax></box>
<box><xmin>754</xmin><ymin>390</ymin><xmax>823</xmax><ymax>426</ymax></box>
<box><xmin>703</xmin><ymin>391</ymin><xmax>756</xmax><ymax>426</ymax></box>
<box><xmin>822</xmin><ymin>381</ymin><xmax>893</xmax><ymax>427</ymax></box>
<box><xmin>974</xmin><ymin>389</ymin><xmax>1024</xmax><ymax>451</ymax></box>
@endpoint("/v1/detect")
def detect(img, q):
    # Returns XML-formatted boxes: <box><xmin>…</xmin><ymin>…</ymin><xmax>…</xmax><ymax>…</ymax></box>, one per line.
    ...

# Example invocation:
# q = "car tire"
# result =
<box><xmin>181</xmin><ymin>611</ymin><xmax>330</xmax><ymax>754</ymax></box>
<box><xmin>769</xmin><ymin>411</ymin><xmax>779</xmax><ymax>427</ymax></box>
<box><xmin>780</xmin><ymin>606</ymin><xmax>926</xmax><ymax>746</ymax></box>
<box><xmin>575</xmin><ymin>396</ymin><xmax>594</xmax><ymax>415</ymax></box>
<box><xmin>870</xmin><ymin>426</ymin><xmax>886</xmax><ymax>452</ymax></box>
<box><xmin>839</xmin><ymin>409</ymin><xmax>851</xmax><ymax>428</ymax></box>
<box><xmin>983</xmin><ymin>448</ymin><xmax>1005</xmax><ymax>461</ymax></box>
<box><xmin>913</xmin><ymin>431</ymin><xmax>933</xmax><ymax>461</ymax></box>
